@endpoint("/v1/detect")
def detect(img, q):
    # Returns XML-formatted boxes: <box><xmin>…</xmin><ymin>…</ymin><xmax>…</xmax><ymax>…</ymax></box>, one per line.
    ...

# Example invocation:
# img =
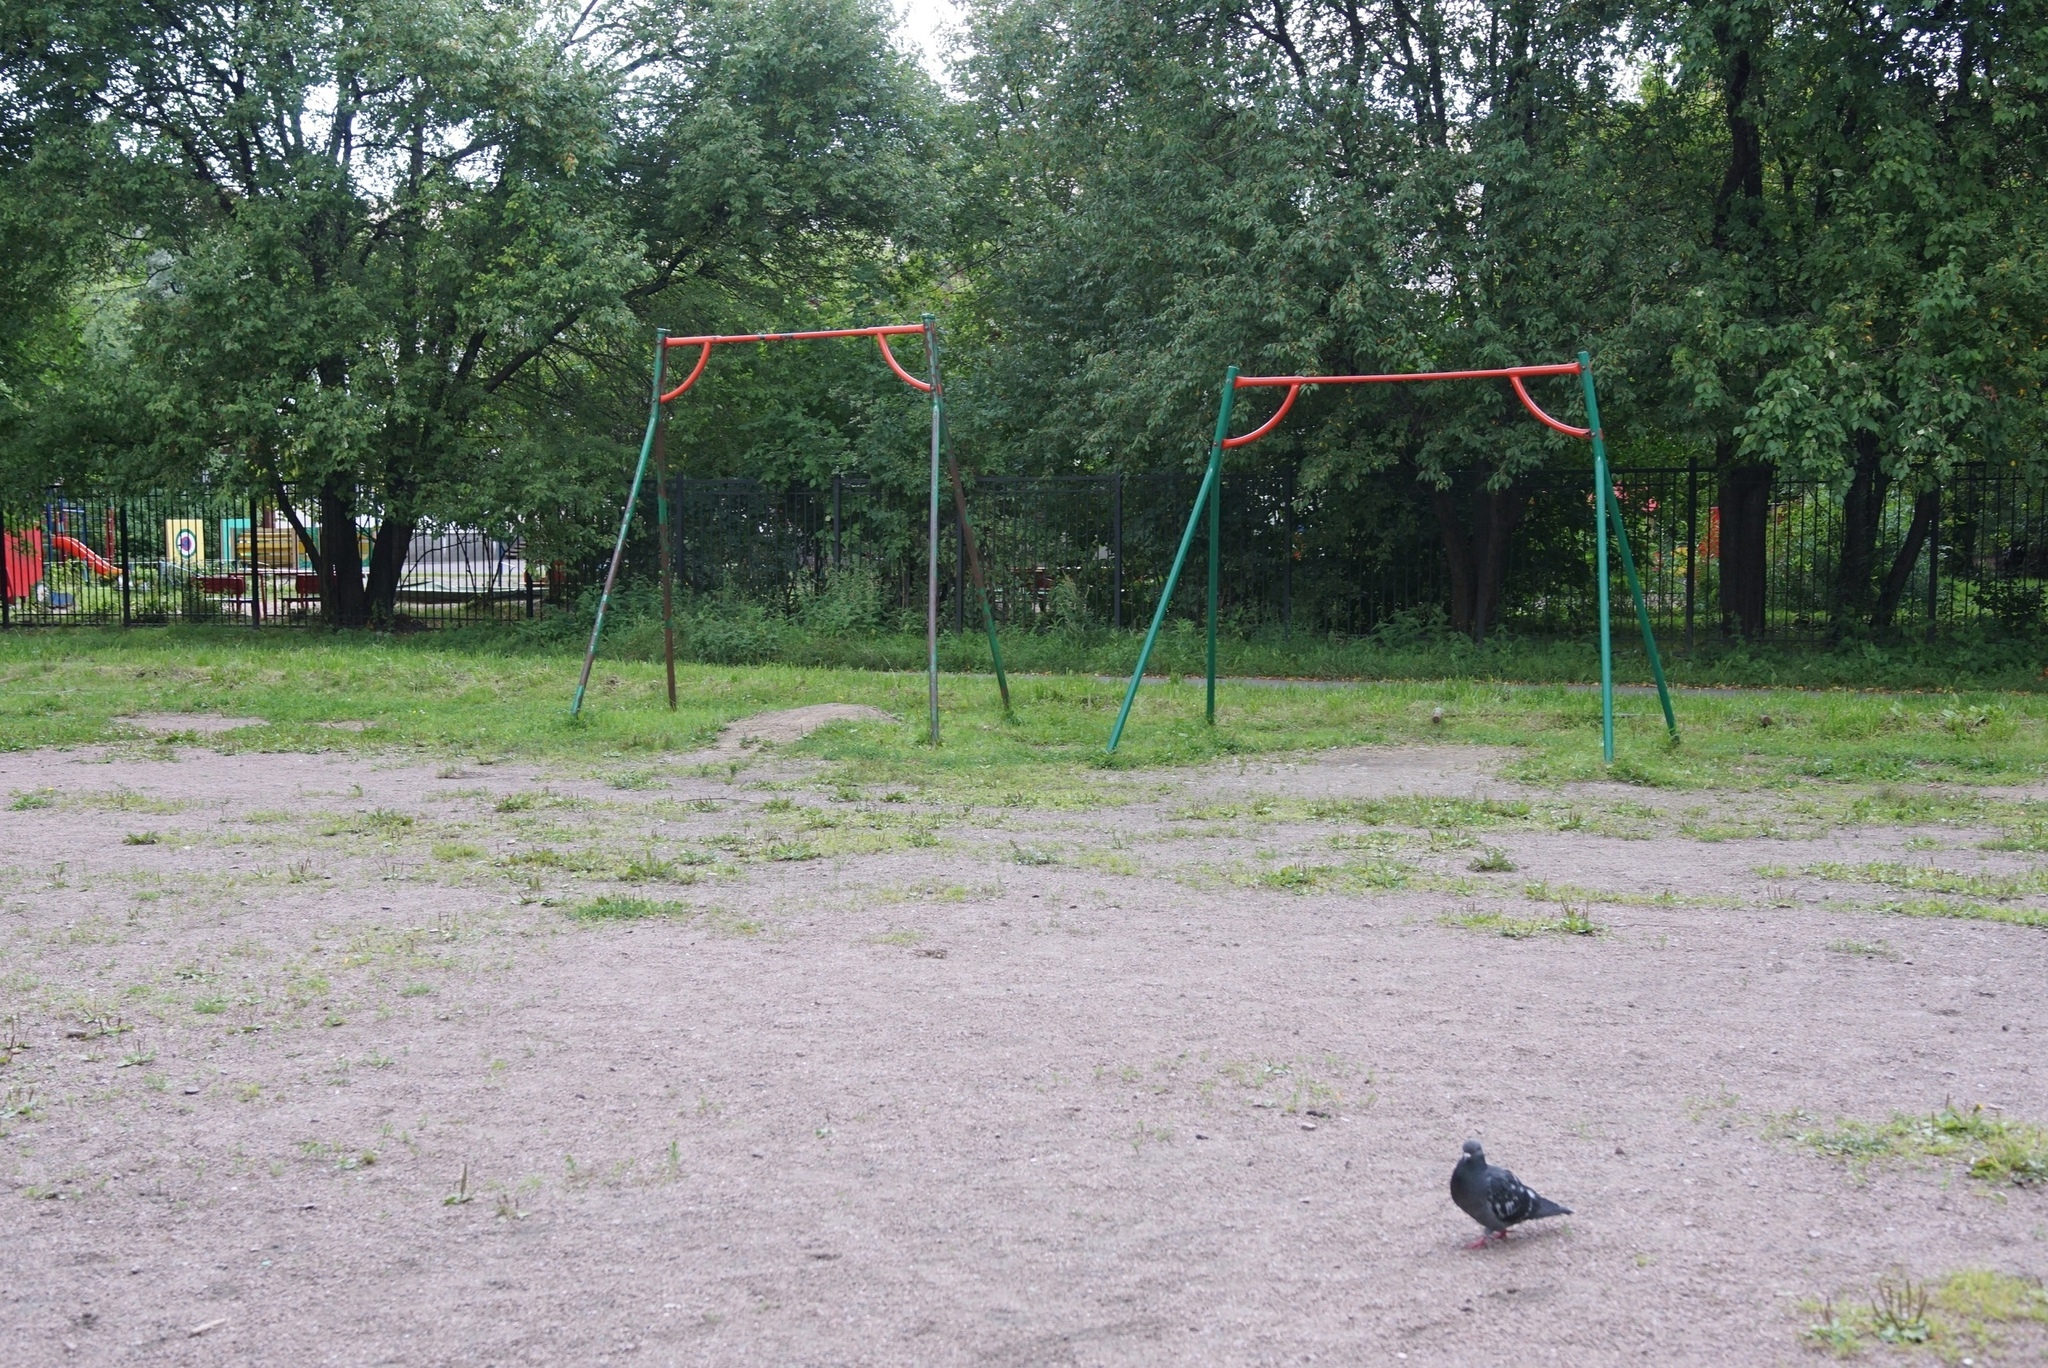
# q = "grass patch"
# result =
<box><xmin>1805</xmin><ymin>860</ymin><xmax>2048</xmax><ymax>900</ymax></box>
<box><xmin>1441</xmin><ymin>904</ymin><xmax>1601</xmax><ymax>939</ymax></box>
<box><xmin>1877</xmin><ymin>898</ymin><xmax>2048</xmax><ymax>929</ymax></box>
<box><xmin>1468</xmin><ymin>846</ymin><xmax>1517</xmax><ymax>872</ymax></box>
<box><xmin>565</xmin><ymin>895</ymin><xmax>760</xmax><ymax>935</ymax></box>
<box><xmin>8</xmin><ymin>790</ymin><xmax>54</xmax><ymax>810</ymax></box>
<box><xmin>2</xmin><ymin>631</ymin><xmax>2048</xmax><ymax>804</ymax></box>
<box><xmin>1784</xmin><ymin>1101</ymin><xmax>2048</xmax><ymax>1186</ymax></box>
<box><xmin>1825</xmin><ymin>937</ymin><xmax>1900</xmax><ymax>960</ymax></box>
<box><xmin>123</xmin><ymin>831</ymin><xmax>161</xmax><ymax>846</ymax></box>
<box><xmin>567</xmin><ymin>895</ymin><xmax>692</xmax><ymax>921</ymax></box>
<box><xmin>1805</xmin><ymin>1268</ymin><xmax>2048</xmax><ymax>1357</ymax></box>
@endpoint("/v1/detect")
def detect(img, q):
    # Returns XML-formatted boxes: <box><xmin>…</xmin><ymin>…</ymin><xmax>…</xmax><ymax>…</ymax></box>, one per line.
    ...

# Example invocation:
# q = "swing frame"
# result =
<box><xmin>571</xmin><ymin>317</ymin><xmax>1010</xmax><ymax>743</ymax></box>
<box><xmin>1106</xmin><ymin>351</ymin><xmax>1676</xmax><ymax>761</ymax></box>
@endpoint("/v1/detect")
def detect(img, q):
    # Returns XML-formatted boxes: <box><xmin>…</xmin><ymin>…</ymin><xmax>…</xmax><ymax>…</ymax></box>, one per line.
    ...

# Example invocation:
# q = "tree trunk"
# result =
<box><xmin>318</xmin><ymin>484</ymin><xmax>371</xmax><ymax>628</ymax></box>
<box><xmin>1430</xmin><ymin>474</ymin><xmax>1526</xmax><ymax>644</ymax></box>
<box><xmin>364</xmin><ymin>518</ymin><xmax>416</xmax><ymax>629</ymax></box>
<box><xmin>1832</xmin><ymin>432</ymin><xmax>1890</xmax><ymax>638</ymax></box>
<box><xmin>1470</xmin><ymin>485</ymin><xmax>1523</xmax><ymax>644</ymax></box>
<box><xmin>1430</xmin><ymin>485</ymin><xmax>1475</xmax><ymax>637</ymax></box>
<box><xmin>1718</xmin><ymin>453</ymin><xmax>1772</xmax><ymax>641</ymax></box>
<box><xmin>1872</xmin><ymin>486</ymin><xmax>1939</xmax><ymax>630</ymax></box>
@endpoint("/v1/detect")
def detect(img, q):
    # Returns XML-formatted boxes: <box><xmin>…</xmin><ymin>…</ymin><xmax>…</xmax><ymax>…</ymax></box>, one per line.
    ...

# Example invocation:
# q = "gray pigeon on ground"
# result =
<box><xmin>1450</xmin><ymin>1139</ymin><xmax>1571</xmax><ymax>1247</ymax></box>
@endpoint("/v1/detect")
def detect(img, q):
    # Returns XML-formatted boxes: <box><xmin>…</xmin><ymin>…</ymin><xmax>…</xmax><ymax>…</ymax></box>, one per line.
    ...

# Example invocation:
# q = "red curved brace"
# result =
<box><xmin>1222</xmin><ymin>360</ymin><xmax>1587</xmax><ymax>448</ymax></box>
<box><xmin>1222</xmin><ymin>384</ymin><xmax>1300</xmax><ymax>449</ymax></box>
<box><xmin>1510</xmin><ymin>374</ymin><xmax>1590</xmax><ymax>437</ymax></box>
<box><xmin>660</xmin><ymin>342</ymin><xmax>714</xmax><ymax>402</ymax></box>
<box><xmin>657</xmin><ymin>323</ymin><xmax>934</xmax><ymax>402</ymax></box>
<box><xmin>876</xmin><ymin>332</ymin><xmax>934</xmax><ymax>392</ymax></box>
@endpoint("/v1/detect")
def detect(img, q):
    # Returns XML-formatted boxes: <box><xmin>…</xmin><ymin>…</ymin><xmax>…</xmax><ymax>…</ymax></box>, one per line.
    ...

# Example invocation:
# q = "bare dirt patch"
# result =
<box><xmin>112</xmin><ymin>713</ymin><xmax>268</xmax><ymax>735</ymax></box>
<box><xmin>0</xmin><ymin>742</ymin><xmax>2043</xmax><ymax>1365</ymax></box>
<box><xmin>701</xmin><ymin>702</ymin><xmax>896</xmax><ymax>756</ymax></box>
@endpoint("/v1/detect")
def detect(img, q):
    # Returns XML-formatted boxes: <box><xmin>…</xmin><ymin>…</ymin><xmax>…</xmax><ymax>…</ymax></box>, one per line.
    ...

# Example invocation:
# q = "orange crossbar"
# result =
<box><xmin>659</xmin><ymin>324</ymin><xmax>932</xmax><ymax>401</ymax></box>
<box><xmin>1225</xmin><ymin>361</ymin><xmax>1589</xmax><ymax>444</ymax></box>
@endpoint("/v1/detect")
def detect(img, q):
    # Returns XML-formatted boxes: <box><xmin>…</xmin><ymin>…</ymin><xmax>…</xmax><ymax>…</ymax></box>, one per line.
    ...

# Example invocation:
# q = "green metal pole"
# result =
<box><xmin>654</xmin><ymin>329</ymin><xmax>676</xmax><ymax>710</ymax></box>
<box><xmin>572</xmin><ymin>334</ymin><xmax>665</xmax><ymax>717</ymax></box>
<box><xmin>1606</xmin><ymin>482</ymin><xmax>1678</xmax><ymax>739</ymax></box>
<box><xmin>1206</xmin><ymin>387</ymin><xmax>1222</xmax><ymax>725</ymax></box>
<box><xmin>931</xmin><ymin>330</ymin><xmax>1010</xmax><ymax>714</ymax></box>
<box><xmin>923</xmin><ymin>313</ymin><xmax>941</xmax><ymax>745</ymax></box>
<box><xmin>1107</xmin><ymin>367</ymin><xmax>1237</xmax><ymax>753</ymax></box>
<box><xmin>1581</xmin><ymin>350</ymin><xmax>1614</xmax><ymax>764</ymax></box>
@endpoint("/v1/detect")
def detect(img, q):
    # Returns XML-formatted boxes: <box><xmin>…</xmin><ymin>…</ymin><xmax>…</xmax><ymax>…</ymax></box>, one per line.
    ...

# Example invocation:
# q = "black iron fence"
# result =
<box><xmin>672</xmin><ymin>463</ymin><xmax>2048</xmax><ymax>643</ymax></box>
<box><xmin>7</xmin><ymin>465</ymin><xmax>2045</xmax><ymax>640</ymax></box>
<box><xmin>0</xmin><ymin>491</ymin><xmax>554</xmax><ymax>629</ymax></box>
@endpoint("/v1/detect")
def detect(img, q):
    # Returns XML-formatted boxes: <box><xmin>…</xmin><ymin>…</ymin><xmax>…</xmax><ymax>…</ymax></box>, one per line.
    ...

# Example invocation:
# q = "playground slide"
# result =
<box><xmin>52</xmin><ymin>534</ymin><xmax>121</xmax><ymax>578</ymax></box>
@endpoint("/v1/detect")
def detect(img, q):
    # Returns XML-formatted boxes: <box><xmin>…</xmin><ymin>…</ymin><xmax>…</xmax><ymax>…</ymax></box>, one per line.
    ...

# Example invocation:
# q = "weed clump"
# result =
<box><xmin>568</xmin><ymin>895</ymin><xmax>690</xmax><ymax>921</ymax></box>
<box><xmin>1785</xmin><ymin>1101</ymin><xmax>2048</xmax><ymax>1186</ymax></box>
<box><xmin>1804</xmin><ymin>1268</ymin><xmax>2047</xmax><ymax>1357</ymax></box>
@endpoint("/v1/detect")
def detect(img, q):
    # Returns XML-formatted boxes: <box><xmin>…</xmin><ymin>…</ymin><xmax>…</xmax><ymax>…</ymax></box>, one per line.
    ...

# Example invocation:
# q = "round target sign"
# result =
<box><xmin>174</xmin><ymin>528</ymin><xmax>199</xmax><ymax>559</ymax></box>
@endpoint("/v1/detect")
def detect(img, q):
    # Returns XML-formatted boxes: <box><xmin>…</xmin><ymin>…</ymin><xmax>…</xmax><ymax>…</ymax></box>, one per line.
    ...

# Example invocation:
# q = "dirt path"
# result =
<box><xmin>0</xmin><ymin>739</ymin><xmax>2042</xmax><ymax>1365</ymax></box>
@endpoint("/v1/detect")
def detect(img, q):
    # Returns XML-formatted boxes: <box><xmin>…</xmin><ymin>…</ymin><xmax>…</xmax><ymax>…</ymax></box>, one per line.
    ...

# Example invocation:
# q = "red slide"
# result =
<box><xmin>52</xmin><ymin>534</ymin><xmax>121</xmax><ymax>578</ymax></box>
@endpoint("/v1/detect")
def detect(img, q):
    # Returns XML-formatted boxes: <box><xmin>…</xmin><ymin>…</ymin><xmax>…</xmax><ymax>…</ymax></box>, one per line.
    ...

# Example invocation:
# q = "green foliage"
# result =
<box><xmin>2</xmin><ymin>0</ymin><xmax>943</xmax><ymax>616</ymax></box>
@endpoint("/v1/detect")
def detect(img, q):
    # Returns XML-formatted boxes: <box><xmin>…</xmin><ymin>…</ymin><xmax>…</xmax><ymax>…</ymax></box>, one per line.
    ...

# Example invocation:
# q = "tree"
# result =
<box><xmin>7</xmin><ymin>0</ymin><xmax>939</xmax><ymax>623</ymax></box>
<box><xmin>951</xmin><ymin>0</ymin><xmax>1679</xmax><ymax>642</ymax></box>
<box><xmin>1663</xmin><ymin>0</ymin><xmax>2048</xmax><ymax>639</ymax></box>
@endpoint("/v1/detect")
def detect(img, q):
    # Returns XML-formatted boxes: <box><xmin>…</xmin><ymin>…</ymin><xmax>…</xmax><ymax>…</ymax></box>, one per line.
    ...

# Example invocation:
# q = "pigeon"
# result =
<box><xmin>1450</xmin><ymin>1139</ymin><xmax>1571</xmax><ymax>1248</ymax></box>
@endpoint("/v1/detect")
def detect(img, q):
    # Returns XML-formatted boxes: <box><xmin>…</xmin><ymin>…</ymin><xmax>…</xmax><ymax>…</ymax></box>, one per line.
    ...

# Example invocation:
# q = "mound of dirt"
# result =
<box><xmin>707</xmin><ymin>703</ymin><xmax>895</xmax><ymax>755</ymax></box>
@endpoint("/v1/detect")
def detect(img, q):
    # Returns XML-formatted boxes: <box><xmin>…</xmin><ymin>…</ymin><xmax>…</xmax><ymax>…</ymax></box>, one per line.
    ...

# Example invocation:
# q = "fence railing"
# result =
<box><xmin>0</xmin><ymin>491</ymin><xmax>556</xmax><ymax>629</ymax></box>
<box><xmin>7</xmin><ymin>465</ymin><xmax>2045</xmax><ymax>640</ymax></box>
<box><xmin>673</xmin><ymin>464</ymin><xmax>2048</xmax><ymax>643</ymax></box>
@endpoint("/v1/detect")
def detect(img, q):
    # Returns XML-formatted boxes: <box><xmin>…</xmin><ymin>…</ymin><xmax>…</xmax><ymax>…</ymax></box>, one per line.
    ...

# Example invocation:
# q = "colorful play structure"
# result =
<box><xmin>2</xmin><ymin>502</ymin><xmax>535</xmax><ymax>624</ymax></box>
<box><xmin>0</xmin><ymin>508</ymin><xmax>125</xmax><ymax>612</ymax></box>
<box><xmin>1105</xmin><ymin>352</ymin><xmax>1677</xmax><ymax>762</ymax></box>
<box><xmin>573</xmin><ymin>318</ymin><xmax>1010</xmax><ymax>741</ymax></box>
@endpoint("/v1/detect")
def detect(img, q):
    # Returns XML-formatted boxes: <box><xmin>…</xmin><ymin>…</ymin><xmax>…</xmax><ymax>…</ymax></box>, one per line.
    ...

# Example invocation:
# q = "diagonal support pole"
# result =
<box><xmin>1579</xmin><ymin>350</ymin><xmax>1675</xmax><ymax>757</ymax></box>
<box><xmin>573</xmin><ymin>334</ymin><xmax>665</xmax><ymax>717</ymax></box>
<box><xmin>1108</xmin><ymin>367</ymin><xmax>1237</xmax><ymax>753</ymax></box>
<box><xmin>1606</xmin><ymin>483</ymin><xmax>1678</xmax><ymax>739</ymax></box>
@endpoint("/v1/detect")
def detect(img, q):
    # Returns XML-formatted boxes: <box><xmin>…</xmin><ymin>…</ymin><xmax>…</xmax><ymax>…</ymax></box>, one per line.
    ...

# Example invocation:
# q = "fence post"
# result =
<box><xmin>831</xmin><ymin>474</ymin><xmax>842</xmax><ymax>571</ymax></box>
<box><xmin>1925</xmin><ymin>482</ymin><xmax>1940</xmax><ymax>645</ymax></box>
<box><xmin>119</xmin><ymin>499</ymin><xmax>132</xmax><ymax>627</ymax></box>
<box><xmin>0</xmin><ymin>505</ymin><xmax>10</xmax><ymax>630</ymax></box>
<box><xmin>1684</xmin><ymin>456</ymin><xmax>1697</xmax><ymax>654</ymax></box>
<box><xmin>1282</xmin><ymin>464</ymin><xmax>1295</xmax><ymax>635</ymax></box>
<box><xmin>1111</xmin><ymin>473</ymin><xmax>1123</xmax><ymax>630</ymax></box>
<box><xmin>248</xmin><ymin>496</ymin><xmax>262</xmax><ymax>628</ymax></box>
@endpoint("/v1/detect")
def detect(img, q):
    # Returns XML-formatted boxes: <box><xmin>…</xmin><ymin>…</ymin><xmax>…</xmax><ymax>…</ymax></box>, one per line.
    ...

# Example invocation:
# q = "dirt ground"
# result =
<box><xmin>0</xmin><ymin>720</ymin><xmax>2043</xmax><ymax>1366</ymax></box>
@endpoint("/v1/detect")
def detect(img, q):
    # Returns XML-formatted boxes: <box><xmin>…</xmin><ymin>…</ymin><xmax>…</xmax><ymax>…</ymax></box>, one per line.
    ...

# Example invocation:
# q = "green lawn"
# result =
<box><xmin>2</xmin><ymin>628</ymin><xmax>2045</xmax><ymax>800</ymax></box>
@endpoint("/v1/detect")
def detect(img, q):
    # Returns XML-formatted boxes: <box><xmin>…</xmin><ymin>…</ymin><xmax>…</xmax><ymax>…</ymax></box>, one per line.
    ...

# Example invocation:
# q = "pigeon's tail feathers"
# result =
<box><xmin>1529</xmin><ymin>1194</ymin><xmax>1571</xmax><ymax>1220</ymax></box>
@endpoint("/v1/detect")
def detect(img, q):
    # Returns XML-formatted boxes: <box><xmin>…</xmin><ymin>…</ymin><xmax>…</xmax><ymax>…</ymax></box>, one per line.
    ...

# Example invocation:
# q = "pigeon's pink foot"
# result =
<box><xmin>1464</xmin><ymin>1231</ymin><xmax>1504</xmax><ymax>1250</ymax></box>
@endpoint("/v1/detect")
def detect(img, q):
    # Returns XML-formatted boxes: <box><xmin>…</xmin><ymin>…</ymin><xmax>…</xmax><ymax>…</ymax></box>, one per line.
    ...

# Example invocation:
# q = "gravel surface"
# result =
<box><xmin>0</xmin><ymin>730</ymin><xmax>2042</xmax><ymax>1365</ymax></box>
